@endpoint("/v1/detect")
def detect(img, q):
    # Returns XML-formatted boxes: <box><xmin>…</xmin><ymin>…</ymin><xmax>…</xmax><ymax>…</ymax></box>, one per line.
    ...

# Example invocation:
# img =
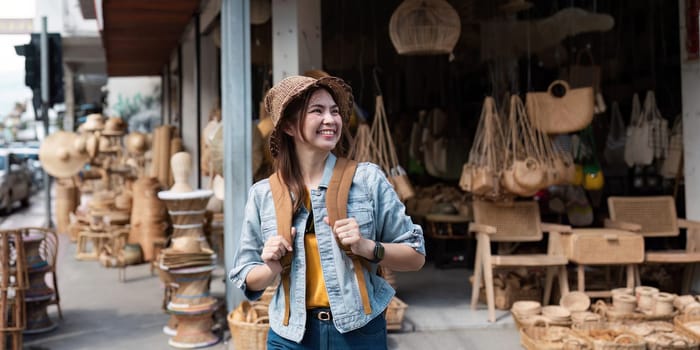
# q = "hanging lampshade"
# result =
<box><xmin>389</xmin><ymin>0</ymin><xmax>461</xmax><ymax>56</ymax></box>
<box><xmin>251</xmin><ymin>0</ymin><xmax>271</xmax><ymax>25</ymax></box>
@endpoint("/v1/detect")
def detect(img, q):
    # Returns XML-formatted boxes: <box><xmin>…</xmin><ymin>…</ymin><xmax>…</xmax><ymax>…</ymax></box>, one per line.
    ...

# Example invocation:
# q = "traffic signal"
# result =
<box><xmin>13</xmin><ymin>36</ymin><xmax>40</xmax><ymax>90</ymax></box>
<box><xmin>47</xmin><ymin>34</ymin><xmax>64</xmax><ymax>106</ymax></box>
<box><xmin>14</xmin><ymin>33</ymin><xmax>64</xmax><ymax>112</ymax></box>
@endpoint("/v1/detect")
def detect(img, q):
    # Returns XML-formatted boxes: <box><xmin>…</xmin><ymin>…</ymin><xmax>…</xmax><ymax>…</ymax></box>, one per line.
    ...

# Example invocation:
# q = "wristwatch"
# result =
<box><xmin>369</xmin><ymin>241</ymin><xmax>385</xmax><ymax>263</ymax></box>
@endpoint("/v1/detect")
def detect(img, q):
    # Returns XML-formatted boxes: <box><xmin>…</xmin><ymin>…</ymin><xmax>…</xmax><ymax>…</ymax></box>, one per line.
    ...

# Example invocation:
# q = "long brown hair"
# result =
<box><xmin>271</xmin><ymin>86</ymin><xmax>349</xmax><ymax>213</ymax></box>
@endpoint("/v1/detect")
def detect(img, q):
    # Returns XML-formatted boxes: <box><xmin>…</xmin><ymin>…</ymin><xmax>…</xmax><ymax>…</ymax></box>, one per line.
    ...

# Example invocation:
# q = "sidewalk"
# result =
<box><xmin>3</xmin><ymin>192</ymin><xmax>521</xmax><ymax>349</ymax></box>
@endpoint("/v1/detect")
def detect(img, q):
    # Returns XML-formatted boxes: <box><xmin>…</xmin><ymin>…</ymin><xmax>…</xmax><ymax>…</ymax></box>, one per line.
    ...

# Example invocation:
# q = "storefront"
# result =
<box><xmin>97</xmin><ymin>0</ymin><xmax>700</xmax><ymax>326</ymax></box>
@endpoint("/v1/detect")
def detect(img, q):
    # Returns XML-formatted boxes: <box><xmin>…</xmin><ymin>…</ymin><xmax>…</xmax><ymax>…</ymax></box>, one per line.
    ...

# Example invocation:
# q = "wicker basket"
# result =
<box><xmin>386</xmin><ymin>297</ymin><xmax>408</xmax><ymax>331</ymax></box>
<box><xmin>228</xmin><ymin>301</ymin><xmax>270</xmax><ymax>350</ymax></box>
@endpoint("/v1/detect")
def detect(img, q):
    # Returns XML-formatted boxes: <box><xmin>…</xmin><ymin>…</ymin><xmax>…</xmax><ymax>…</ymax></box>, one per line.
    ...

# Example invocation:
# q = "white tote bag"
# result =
<box><xmin>660</xmin><ymin>116</ymin><xmax>682</xmax><ymax>179</ymax></box>
<box><xmin>624</xmin><ymin>94</ymin><xmax>641</xmax><ymax>167</ymax></box>
<box><xmin>625</xmin><ymin>92</ymin><xmax>655</xmax><ymax>166</ymax></box>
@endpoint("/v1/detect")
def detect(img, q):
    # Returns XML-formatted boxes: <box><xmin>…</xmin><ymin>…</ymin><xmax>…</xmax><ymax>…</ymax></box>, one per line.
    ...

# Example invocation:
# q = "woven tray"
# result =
<box><xmin>575</xmin><ymin>328</ymin><xmax>646</xmax><ymax>350</ymax></box>
<box><xmin>514</xmin><ymin>314</ymin><xmax>572</xmax><ymax>331</ymax></box>
<box><xmin>520</xmin><ymin>319</ymin><xmax>592</xmax><ymax>350</ymax></box>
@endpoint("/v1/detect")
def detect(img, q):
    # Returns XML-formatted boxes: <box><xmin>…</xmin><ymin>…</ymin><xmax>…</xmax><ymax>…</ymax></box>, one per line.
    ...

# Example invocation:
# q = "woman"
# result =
<box><xmin>229</xmin><ymin>75</ymin><xmax>425</xmax><ymax>349</ymax></box>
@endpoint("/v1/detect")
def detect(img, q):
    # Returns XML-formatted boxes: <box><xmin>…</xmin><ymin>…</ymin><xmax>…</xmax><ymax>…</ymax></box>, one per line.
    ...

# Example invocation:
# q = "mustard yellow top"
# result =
<box><xmin>303</xmin><ymin>193</ymin><xmax>330</xmax><ymax>308</ymax></box>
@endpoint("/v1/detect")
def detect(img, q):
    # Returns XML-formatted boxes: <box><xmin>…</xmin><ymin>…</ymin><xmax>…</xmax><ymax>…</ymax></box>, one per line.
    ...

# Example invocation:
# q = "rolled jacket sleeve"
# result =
<box><xmin>363</xmin><ymin>164</ymin><xmax>426</xmax><ymax>255</ymax></box>
<box><xmin>228</xmin><ymin>185</ymin><xmax>266</xmax><ymax>301</ymax></box>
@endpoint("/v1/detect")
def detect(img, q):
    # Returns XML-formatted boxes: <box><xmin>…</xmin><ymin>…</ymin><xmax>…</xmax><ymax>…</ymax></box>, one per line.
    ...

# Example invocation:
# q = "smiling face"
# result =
<box><xmin>285</xmin><ymin>88</ymin><xmax>342</xmax><ymax>154</ymax></box>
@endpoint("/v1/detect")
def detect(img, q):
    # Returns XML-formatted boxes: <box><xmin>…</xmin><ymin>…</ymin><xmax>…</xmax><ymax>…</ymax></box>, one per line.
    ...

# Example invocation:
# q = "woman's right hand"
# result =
<box><xmin>261</xmin><ymin>227</ymin><xmax>296</xmax><ymax>269</ymax></box>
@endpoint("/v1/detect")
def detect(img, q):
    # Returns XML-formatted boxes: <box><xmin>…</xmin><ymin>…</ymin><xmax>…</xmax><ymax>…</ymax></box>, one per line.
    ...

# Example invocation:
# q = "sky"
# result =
<box><xmin>0</xmin><ymin>0</ymin><xmax>35</xmax><ymax>118</ymax></box>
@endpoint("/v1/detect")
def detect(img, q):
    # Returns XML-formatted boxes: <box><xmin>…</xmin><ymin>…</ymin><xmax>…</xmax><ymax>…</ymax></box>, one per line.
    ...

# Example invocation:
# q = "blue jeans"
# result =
<box><xmin>267</xmin><ymin>310</ymin><xmax>388</xmax><ymax>350</ymax></box>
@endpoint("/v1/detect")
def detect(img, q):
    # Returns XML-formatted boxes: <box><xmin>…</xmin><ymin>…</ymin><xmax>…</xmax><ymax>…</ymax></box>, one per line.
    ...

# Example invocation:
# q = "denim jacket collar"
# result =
<box><xmin>317</xmin><ymin>153</ymin><xmax>337</xmax><ymax>190</ymax></box>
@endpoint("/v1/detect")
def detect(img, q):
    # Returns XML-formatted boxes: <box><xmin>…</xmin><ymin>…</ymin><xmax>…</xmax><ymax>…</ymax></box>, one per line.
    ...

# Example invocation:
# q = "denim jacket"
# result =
<box><xmin>229</xmin><ymin>154</ymin><xmax>425</xmax><ymax>343</ymax></box>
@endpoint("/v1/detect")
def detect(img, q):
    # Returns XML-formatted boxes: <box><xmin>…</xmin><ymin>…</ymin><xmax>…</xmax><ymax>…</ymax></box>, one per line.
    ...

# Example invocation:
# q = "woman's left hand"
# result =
<box><xmin>324</xmin><ymin>216</ymin><xmax>372</xmax><ymax>258</ymax></box>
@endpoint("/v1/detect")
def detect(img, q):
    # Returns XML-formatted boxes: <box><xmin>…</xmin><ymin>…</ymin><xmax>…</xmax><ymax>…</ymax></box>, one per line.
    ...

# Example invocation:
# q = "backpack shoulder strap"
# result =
<box><xmin>326</xmin><ymin>157</ymin><xmax>358</xmax><ymax>227</ymax></box>
<box><xmin>326</xmin><ymin>158</ymin><xmax>371</xmax><ymax>315</ymax></box>
<box><xmin>268</xmin><ymin>172</ymin><xmax>294</xmax><ymax>325</ymax></box>
<box><xmin>268</xmin><ymin>172</ymin><xmax>293</xmax><ymax>247</ymax></box>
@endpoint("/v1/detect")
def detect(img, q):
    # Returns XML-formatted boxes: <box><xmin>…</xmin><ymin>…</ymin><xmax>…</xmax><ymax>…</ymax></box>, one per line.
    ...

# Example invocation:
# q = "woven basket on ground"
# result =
<box><xmin>386</xmin><ymin>296</ymin><xmax>407</xmax><ymax>331</ymax></box>
<box><xmin>228</xmin><ymin>301</ymin><xmax>270</xmax><ymax>350</ymax></box>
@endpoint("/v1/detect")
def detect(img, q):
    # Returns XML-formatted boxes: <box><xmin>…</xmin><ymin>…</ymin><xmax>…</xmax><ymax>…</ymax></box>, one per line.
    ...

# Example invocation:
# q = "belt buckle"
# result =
<box><xmin>317</xmin><ymin>311</ymin><xmax>331</xmax><ymax>321</ymax></box>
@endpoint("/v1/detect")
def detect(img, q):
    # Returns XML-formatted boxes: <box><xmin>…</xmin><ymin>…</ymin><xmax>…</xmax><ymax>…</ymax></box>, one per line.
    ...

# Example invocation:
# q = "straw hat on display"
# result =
<box><xmin>83</xmin><ymin>113</ymin><xmax>105</xmax><ymax>131</ymax></box>
<box><xmin>264</xmin><ymin>75</ymin><xmax>353</xmax><ymax>157</ymax></box>
<box><xmin>39</xmin><ymin>131</ymin><xmax>89</xmax><ymax>178</ymax></box>
<box><xmin>103</xmin><ymin>117</ymin><xmax>127</xmax><ymax>136</ymax></box>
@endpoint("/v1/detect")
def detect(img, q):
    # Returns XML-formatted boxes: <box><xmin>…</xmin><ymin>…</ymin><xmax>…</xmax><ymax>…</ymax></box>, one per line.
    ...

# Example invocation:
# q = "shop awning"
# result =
<box><xmin>101</xmin><ymin>0</ymin><xmax>200</xmax><ymax>76</ymax></box>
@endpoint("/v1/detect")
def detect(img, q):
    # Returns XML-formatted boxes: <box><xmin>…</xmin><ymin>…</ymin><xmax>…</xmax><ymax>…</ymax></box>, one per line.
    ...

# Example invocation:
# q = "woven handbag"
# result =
<box><xmin>464</xmin><ymin>96</ymin><xmax>506</xmax><ymax>197</ymax></box>
<box><xmin>507</xmin><ymin>95</ymin><xmax>549</xmax><ymax>193</ymax></box>
<box><xmin>526</xmin><ymin>80</ymin><xmax>595</xmax><ymax>134</ymax></box>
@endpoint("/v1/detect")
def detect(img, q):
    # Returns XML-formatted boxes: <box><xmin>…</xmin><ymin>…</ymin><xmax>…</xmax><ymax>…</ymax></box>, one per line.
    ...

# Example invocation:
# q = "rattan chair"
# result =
<box><xmin>33</xmin><ymin>227</ymin><xmax>63</xmax><ymax>320</ymax></box>
<box><xmin>469</xmin><ymin>200</ymin><xmax>571</xmax><ymax>322</ymax></box>
<box><xmin>0</xmin><ymin>229</ymin><xmax>28</xmax><ymax>350</ymax></box>
<box><xmin>606</xmin><ymin>196</ymin><xmax>700</xmax><ymax>293</ymax></box>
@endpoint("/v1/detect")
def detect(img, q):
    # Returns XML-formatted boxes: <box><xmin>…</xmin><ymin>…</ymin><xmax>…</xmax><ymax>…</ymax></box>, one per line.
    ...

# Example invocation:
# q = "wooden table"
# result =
<box><xmin>561</xmin><ymin>228</ymin><xmax>645</xmax><ymax>298</ymax></box>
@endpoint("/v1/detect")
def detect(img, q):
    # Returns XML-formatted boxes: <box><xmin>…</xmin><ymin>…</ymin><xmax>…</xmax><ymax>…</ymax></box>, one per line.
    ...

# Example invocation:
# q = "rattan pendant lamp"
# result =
<box><xmin>389</xmin><ymin>0</ymin><xmax>461</xmax><ymax>59</ymax></box>
<box><xmin>251</xmin><ymin>0</ymin><xmax>271</xmax><ymax>25</ymax></box>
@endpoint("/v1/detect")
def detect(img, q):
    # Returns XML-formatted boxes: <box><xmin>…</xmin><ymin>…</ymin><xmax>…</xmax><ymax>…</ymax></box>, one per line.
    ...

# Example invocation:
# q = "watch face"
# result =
<box><xmin>375</xmin><ymin>242</ymin><xmax>385</xmax><ymax>260</ymax></box>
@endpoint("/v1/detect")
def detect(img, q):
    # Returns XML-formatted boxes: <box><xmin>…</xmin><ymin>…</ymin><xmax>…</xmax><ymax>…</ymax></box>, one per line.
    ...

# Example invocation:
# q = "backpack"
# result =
<box><xmin>269</xmin><ymin>157</ymin><xmax>372</xmax><ymax>326</ymax></box>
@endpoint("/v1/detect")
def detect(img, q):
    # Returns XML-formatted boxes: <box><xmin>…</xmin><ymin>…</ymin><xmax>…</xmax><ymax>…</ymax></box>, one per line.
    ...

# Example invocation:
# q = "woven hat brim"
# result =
<box><xmin>268</xmin><ymin>76</ymin><xmax>353</xmax><ymax>128</ymax></box>
<box><xmin>266</xmin><ymin>76</ymin><xmax>354</xmax><ymax>156</ymax></box>
<box><xmin>39</xmin><ymin>131</ymin><xmax>89</xmax><ymax>178</ymax></box>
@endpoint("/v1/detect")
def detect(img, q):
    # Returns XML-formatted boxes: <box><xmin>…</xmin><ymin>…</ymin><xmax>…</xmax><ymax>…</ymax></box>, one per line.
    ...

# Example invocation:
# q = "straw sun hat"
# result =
<box><xmin>39</xmin><ymin>131</ymin><xmax>89</xmax><ymax>178</ymax></box>
<box><xmin>263</xmin><ymin>75</ymin><xmax>353</xmax><ymax>156</ymax></box>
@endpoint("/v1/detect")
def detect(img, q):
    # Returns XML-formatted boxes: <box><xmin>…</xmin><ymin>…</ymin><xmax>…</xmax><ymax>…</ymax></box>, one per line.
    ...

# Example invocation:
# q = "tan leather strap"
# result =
<box><xmin>326</xmin><ymin>158</ymin><xmax>371</xmax><ymax>315</ymax></box>
<box><xmin>268</xmin><ymin>172</ymin><xmax>294</xmax><ymax>325</ymax></box>
<box><xmin>269</xmin><ymin>158</ymin><xmax>371</xmax><ymax>326</ymax></box>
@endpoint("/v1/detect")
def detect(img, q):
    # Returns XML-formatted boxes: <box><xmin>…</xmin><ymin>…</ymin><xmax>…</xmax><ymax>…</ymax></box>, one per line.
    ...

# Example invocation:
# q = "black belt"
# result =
<box><xmin>309</xmin><ymin>308</ymin><xmax>332</xmax><ymax>321</ymax></box>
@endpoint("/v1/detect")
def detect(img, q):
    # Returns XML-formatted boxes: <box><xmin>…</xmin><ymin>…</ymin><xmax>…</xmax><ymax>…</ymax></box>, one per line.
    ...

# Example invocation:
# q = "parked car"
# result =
<box><xmin>7</xmin><ymin>143</ymin><xmax>42</xmax><ymax>191</ymax></box>
<box><xmin>0</xmin><ymin>150</ymin><xmax>32</xmax><ymax>214</ymax></box>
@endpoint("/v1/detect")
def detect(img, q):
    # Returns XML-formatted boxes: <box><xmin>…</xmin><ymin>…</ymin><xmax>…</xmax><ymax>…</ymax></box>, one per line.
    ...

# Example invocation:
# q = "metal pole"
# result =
<box><xmin>222</xmin><ymin>0</ymin><xmax>251</xmax><ymax>311</ymax></box>
<box><xmin>41</xmin><ymin>17</ymin><xmax>53</xmax><ymax>228</ymax></box>
<box><xmin>195</xmin><ymin>13</ymin><xmax>202</xmax><ymax>189</ymax></box>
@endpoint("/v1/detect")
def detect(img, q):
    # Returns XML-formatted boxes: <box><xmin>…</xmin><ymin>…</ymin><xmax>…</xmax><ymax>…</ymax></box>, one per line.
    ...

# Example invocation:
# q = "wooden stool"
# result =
<box><xmin>561</xmin><ymin>228</ymin><xmax>645</xmax><ymax>298</ymax></box>
<box><xmin>76</xmin><ymin>229</ymin><xmax>125</xmax><ymax>261</ymax></box>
